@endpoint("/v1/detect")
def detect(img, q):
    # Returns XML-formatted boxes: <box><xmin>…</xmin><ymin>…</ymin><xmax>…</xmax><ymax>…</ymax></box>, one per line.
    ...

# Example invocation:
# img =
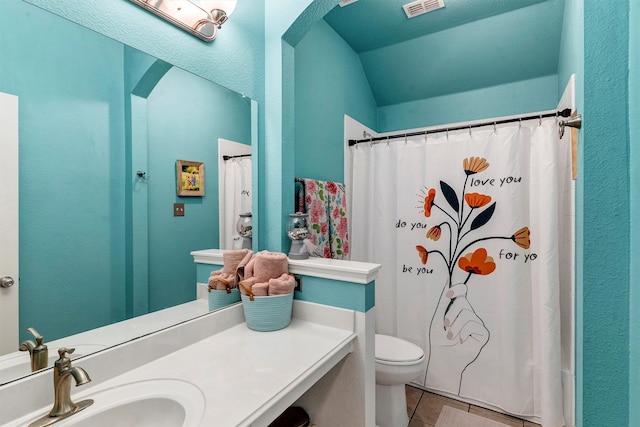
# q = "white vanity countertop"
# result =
<box><xmin>7</xmin><ymin>302</ymin><xmax>357</xmax><ymax>427</ymax></box>
<box><xmin>98</xmin><ymin>319</ymin><xmax>355</xmax><ymax>426</ymax></box>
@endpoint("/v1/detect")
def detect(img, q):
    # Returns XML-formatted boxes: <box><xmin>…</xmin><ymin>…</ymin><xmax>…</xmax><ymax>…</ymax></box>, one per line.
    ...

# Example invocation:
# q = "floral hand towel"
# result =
<box><xmin>303</xmin><ymin>179</ymin><xmax>349</xmax><ymax>260</ymax></box>
<box><xmin>327</xmin><ymin>181</ymin><xmax>349</xmax><ymax>259</ymax></box>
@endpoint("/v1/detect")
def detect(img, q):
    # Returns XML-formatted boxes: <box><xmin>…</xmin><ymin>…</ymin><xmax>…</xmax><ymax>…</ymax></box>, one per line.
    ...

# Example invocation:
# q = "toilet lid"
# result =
<box><xmin>375</xmin><ymin>334</ymin><xmax>424</xmax><ymax>363</ymax></box>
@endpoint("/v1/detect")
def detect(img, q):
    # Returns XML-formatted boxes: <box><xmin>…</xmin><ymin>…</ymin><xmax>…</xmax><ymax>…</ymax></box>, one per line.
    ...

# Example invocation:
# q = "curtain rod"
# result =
<box><xmin>348</xmin><ymin>108</ymin><xmax>573</xmax><ymax>146</ymax></box>
<box><xmin>222</xmin><ymin>153</ymin><xmax>251</xmax><ymax>161</ymax></box>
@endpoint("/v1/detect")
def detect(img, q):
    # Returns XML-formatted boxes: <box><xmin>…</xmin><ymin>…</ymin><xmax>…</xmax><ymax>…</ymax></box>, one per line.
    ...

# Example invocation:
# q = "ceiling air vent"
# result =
<box><xmin>403</xmin><ymin>0</ymin><xmax>445</xmax><ymax>19</ymax></box>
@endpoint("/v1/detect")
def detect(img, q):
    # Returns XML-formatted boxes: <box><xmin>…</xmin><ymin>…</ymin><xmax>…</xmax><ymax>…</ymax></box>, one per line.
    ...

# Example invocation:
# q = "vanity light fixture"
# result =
<box><xmin>128</xmin><ymin>0</ymin><xmax>238</xmax><ymax>42</ymax></box>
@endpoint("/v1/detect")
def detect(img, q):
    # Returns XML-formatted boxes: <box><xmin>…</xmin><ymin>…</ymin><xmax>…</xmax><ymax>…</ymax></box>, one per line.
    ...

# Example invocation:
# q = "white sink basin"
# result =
<box><xmin>0</xmin><ymin>345</ymin><xmax>106</xmax><ymax>384</ymax></box>
<box><xmin>48</xmin><ymin>379</ymin><xmax>205</xmax><ymax>427</ymax></box>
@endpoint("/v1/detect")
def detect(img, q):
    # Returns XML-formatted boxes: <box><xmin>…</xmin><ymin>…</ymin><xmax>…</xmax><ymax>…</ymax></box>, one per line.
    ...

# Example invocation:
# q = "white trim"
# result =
<box><xmin>191</xmin><ymin>248</ymin><xmax>381</xmax><ymax>284</ymax></box>
<box><xmin>0</xmin><ymin>92</ymin><xmax>19</xmax><ymax>356</ymax></box>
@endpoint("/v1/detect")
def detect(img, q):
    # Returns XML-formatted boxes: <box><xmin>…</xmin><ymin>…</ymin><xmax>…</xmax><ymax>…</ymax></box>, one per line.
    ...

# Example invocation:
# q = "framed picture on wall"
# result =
<box><xmin>176</xmin><ymin>160</ymin><xmax>205</xmax><ymax>196</ymax></box>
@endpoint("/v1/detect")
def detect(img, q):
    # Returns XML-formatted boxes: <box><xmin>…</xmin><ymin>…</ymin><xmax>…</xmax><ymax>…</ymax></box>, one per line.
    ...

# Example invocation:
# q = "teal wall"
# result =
<box><xmin>629</xmin><ymin>0</ymin><xmax>639</xmax><ymax>425</ymax></box>
<box><xmin>294</xmin><ymin>19</ymin><xmax>377</xmax><ymax>183</ymax></box>
<box><xmin>293</xmin><ymin>276</ymin><xmax>374</xmax><ymax>313</ymax></box>
<box><xmin>378</xmin><ymin>75</ymin><xmax>558</xmax><ymax>132</ymax></box>
<box><xmin>24</xmin><ymin>0</ymin><xmax>266</xmax><ymax>250</ymax></box>
<box><xmin>0</xmin><ymin>1</ymin><xmax>128</xmax><ymax>341</ymax></box>
<box><xmin>146</xmin><ymin>67</ymin><xmax>251</xmax><ymax>312</ymax></box>
<box><xmin>557</xmin><ymin>0</ymin><xmax>584</xmax><ymax>100</ymax></box>
<box><xmin>264</xmin><ymin>0</ymin><xmax>337</xmax><ymax>252</ymax></box>
<box><xmin>581</xmin><ymin>2</ymin><xmax>630</xmax><ymax>427</ymax></box>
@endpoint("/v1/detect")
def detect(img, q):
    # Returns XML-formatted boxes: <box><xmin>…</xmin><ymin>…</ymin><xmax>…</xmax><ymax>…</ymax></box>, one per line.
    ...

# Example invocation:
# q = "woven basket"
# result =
<box><xmin>241</xmin><ymin>292</ymin><xmax>294</xmax><ymax>332</ymax></box>
<box><xmin>208</xmin><ymin>288</ymin><xmax>241</xmax><ymax>311</ymax></box>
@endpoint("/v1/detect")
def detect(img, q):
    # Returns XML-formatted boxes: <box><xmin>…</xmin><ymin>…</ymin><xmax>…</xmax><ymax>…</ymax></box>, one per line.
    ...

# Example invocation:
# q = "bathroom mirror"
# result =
<box><xmin>0</xmin><ymin>1</ymin><xmax>252</xmax><ymax>384</ymax></box>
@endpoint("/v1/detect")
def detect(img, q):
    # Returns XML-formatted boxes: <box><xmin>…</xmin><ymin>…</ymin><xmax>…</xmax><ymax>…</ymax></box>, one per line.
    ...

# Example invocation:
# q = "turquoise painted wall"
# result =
<box><xmin>124</xmin><ymin>47</ymin><xmax>164</xmax><ymax>318</ymax></box>
<box><xmin>377</xmin><ymin>75</ymin><xmax>558</xmax><ymax>132</ymax></box>
<box><xmin>629</xmin><ymin>0</ymin><xmax>639</xmax><ymax>425</ymax></box>
<box><xmin>294</xmin><ymin>19</ymin><xmax>377</xmax><ymax>183</ymax></box>
<box><xmin>24</xmin><ymin>0</ymin><xmax>266</xmax><ymax>249</ymax></box>
<box><xmin>264</xmin><ymin>0</ymin><xmax>338</xmax><ymax>252</ymax></box>
<box><xmin>557</xmin><ymin>0</ymin><xmax>584</xmax><ymax>100</ymax></box>
<box><xmin>581</xmin><ymin>3</ymin><xmax>630</xmax><ymax>427</ymax></box>
<box><xmin>293</xmin><ymin>276</ymin><xmax>374</xmax><ymax>313</ymax></box>
<box><xmin>0</xmin><ymin>1</ymin><xmax>127</xmax><ymax>341</ymax></box>
<box><xmin>146</xmin><ymin>67</ymin><xmax>250</xmax><ymax>311</ymax></box>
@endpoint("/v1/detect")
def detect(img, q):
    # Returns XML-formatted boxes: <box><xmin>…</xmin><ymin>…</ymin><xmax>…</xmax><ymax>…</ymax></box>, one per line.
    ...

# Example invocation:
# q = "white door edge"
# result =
<box><xmin>0</xmin><ymin>91</ymin><xmax>19</xmax><ymax>355</ymax></box>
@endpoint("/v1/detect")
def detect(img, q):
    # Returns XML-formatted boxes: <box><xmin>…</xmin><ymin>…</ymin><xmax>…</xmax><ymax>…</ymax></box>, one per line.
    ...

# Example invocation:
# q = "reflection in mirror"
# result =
<box><xmin>0</xmin><ymin>1</ymin><xmax>252</xmax><ymax>384</ymax></box>
<box><xmin>218</xmin><ymin>139</ymin><xmax>252</xmax><ymax>250</ymax></box>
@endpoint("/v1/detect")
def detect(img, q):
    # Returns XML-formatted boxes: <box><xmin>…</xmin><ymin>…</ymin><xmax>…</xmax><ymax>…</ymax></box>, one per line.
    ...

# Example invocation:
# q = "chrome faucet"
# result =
<box><xmin>19</xmin><ymin>327</ymin><xmax>48</xmax><ymax>372</ymax></box>
<box><xmin>28</xmin><ymin>348</ymin><xmax>94</xmax><ymax>427</ymax></box>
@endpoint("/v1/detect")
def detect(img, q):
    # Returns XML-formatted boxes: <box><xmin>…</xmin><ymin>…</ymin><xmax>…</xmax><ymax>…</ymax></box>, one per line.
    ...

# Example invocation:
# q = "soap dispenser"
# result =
<box><xmin>18</xmin><ymin>327</ymin><xmax>49</xmax><ymax>372</ymax></box>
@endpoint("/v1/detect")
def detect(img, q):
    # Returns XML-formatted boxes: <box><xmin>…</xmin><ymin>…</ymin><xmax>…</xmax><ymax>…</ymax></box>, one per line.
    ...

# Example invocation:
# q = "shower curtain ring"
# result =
<box><xmin>446</xmin><ymin>129</ymin><xmax>449</xmax><ymax>139</ymax></box>
<box><xmin>493</xmin><ymin>122</ymin><xmax>497</xmax><ymax>133</ymax></box>
<box><xmin>539</xmin><ymin>115</ymin><xmax>542</xmax><ymax>126</ymax></box>
<box><xmin>469</xmin><ymin>125</ymin><xmax>472</xmax><ymax>137</ymax></box>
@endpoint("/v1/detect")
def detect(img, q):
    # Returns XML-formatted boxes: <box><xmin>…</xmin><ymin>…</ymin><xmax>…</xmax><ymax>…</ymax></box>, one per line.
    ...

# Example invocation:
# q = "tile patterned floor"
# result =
<box><xmin>405</xmin><ymin>385</ymin><xmax>542</xmax><ymax>427</ymax></box>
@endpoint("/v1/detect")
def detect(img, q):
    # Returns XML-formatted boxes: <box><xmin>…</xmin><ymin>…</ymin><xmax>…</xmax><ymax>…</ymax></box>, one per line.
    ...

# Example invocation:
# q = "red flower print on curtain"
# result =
<box><xmin>415</xmin><ymin>156</ymin><xmax>530</xmax><ymax>394</ymax></box>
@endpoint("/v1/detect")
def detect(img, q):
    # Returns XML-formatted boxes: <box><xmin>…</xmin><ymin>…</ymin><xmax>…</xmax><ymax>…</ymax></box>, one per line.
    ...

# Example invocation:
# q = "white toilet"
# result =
<box><xmin>375</xmin><ymin>334</ymin><xmax>426</xmax><ymax>427</ymax></box>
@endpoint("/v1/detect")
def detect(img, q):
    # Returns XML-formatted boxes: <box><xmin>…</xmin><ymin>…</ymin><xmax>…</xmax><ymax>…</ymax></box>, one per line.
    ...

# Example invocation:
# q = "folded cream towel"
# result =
<box><xmin>209</xmin><ymin>249</ymin><xmax>253</xmax><ymax>293</ymax></box>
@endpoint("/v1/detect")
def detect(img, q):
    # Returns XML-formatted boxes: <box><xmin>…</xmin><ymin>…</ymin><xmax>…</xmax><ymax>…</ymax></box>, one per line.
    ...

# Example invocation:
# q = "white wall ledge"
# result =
<box><xmin>191</xmin><ymin>249</ymin><xmax>381</xmax><ymax>285</ymax></box>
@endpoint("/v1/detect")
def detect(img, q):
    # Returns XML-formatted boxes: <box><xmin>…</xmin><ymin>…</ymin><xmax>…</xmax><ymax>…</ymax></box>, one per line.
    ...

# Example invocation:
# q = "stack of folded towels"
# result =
<box><xmin>208</xmin><ymin>249</ymin><xmax>254</xmax><ymax>294</ymax></box>
<box><xmin>238</xmin><ymin>251</ymin><xmax>296</xmax><ymax>301</ymax></box>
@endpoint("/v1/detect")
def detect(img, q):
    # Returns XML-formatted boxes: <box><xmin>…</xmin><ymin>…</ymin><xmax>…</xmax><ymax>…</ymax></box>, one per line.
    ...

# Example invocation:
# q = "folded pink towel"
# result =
<box><xmin>239</xmin><ymin>251</ymin><xmax>294</xmax><ymax>300</ymax></box>
<box><xmin>254</xmin><ymin>251</ymin><xmax>289</xmax><ymax>280</ymax></box>
<box><xmin>252</xmin><ymin>282</ymin><xmax>270</xmax><ymax>297</ymax></box>
<box><xmin>209</xmin><ymin>249</ymin><xmax>253</xmax><ymax>293</ymax></box>
<box><xmin>268</xmin><ymin>274</ymin><xmax>296</xmax><ymax>295</ymax></box>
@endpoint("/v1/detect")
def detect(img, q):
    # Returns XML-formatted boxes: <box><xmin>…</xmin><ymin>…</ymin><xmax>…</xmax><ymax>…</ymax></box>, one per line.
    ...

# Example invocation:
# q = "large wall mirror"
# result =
<box><xmin>0</xmin><ymin>0</ymin><xmax>254</xmax><ymax>384</ymax></box>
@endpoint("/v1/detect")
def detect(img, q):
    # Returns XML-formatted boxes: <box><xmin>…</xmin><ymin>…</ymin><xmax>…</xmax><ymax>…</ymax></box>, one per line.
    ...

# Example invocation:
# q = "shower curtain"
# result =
<box><xmin>349</xmin><ymin>118</ymin><xmax>568</xmax><ymax>427</ymax></box>
<box><xmin>220</xmin><ymin>156</ymin><xmax>252</xmax><ymax>249</ymax></box>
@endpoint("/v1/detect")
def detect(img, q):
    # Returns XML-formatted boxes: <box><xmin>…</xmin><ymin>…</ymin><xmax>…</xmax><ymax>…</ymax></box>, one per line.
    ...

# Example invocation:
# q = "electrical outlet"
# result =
<box><xmin>293</xmin><ymin>274</ymin><xmax>302</xmax><ymax>292</ymax></box>
<box><xmin>174</xmin><ymin>203</ymin><xmax>185</xmax><ymax>217</ymax></box>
